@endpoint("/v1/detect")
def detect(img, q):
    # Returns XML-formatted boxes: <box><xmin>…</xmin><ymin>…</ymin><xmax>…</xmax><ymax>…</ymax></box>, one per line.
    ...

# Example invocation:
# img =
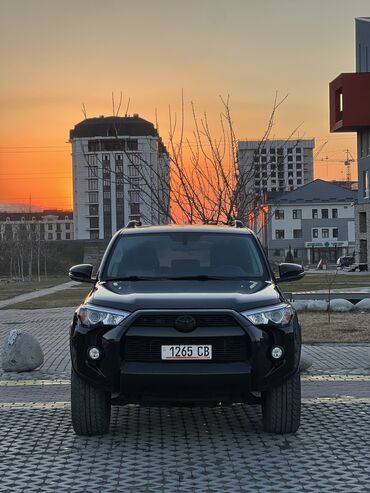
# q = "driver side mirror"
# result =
<box><xmin>68</xmin><ymin>264</ymin><xmax>95</xmax><ymax>283</ymax></box>
<box><xmin>277</xmin><ymin>263</ymin><xmax>305</xmax><ymax>283</ymax></box>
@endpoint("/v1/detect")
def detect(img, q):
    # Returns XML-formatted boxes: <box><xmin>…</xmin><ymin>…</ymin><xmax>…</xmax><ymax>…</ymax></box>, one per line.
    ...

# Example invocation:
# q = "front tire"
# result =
<box><xmin>261</xmin><ymin>372</ymin><xmax>301</xmax><ymax>434</ymax></box>
<box><xmin>71</xmin><ymin>368</ymin><xmax>111</xmax><ymax>436</ymax></box>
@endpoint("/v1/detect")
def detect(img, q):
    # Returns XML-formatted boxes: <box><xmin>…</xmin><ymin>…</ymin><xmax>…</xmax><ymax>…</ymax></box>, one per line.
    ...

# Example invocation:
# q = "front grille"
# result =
<box><xmin>132</xmin><ymin>314</ymin><xmax>239</xmax><ymax>327</ymax></box>
<box><xmin>124</xmin><ymin>336</ymin><xmax>246</xmax><ymax>362</ymax></box>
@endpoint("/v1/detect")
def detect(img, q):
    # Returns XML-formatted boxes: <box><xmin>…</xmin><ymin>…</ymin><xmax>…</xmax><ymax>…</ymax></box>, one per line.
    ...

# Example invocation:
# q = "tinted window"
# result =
<box><xmin>102</xmin><ymin>233</ymin><xmax>269</xmax><ymax>280</ymax></box>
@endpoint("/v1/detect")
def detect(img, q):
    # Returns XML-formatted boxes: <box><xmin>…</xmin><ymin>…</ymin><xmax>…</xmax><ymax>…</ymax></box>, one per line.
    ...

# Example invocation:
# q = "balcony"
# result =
<box><xmin>330</xmin><ymin>72</ymin><xmax>370</xmax><ymax>132</ymax></box>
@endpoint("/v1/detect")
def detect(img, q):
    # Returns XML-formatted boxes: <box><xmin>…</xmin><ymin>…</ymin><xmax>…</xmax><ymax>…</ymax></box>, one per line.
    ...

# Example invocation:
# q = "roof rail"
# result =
<box><xmin>125</xmin><ymin>220</ymin><xmax>142</xmax><ymax>228</ymax></box>
<box><xmin>233</xmin><ymin>220</ymin><xmax>244</xmax><ymax>228</ymax></box>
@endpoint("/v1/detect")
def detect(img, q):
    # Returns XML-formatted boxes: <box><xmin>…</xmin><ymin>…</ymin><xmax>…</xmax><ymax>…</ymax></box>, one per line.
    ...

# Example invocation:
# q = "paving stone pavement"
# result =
<box><xmin>1</xmin><ymin>308</ymin><xmax>370</xmax><ymax>492</ymax></box>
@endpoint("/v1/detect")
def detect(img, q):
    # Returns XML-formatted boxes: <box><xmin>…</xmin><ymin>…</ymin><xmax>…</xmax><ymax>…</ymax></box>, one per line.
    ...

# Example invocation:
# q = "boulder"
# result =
<box><xmin>328</xmin><ymin>298</ymin><xmax>354</xmax><ymax>312</ymax></box>
<box><xmin>354</xmin><ymin>299</ymin><xmax>370</xmax><ymax>312</ymax></box>
<box><xmin>299</xmin><ymin>348</ymin><xmax>313</xmax><ymax>372</ymax></box>
<box><xmin>1</xmin><ymin>329</ymin><xmax>44</xmax><ymax>372</ymax></box>
<box><xmin>292</xmin><ymin>300</ymin><xmax>308</xmax><ymax>312</ymax></box>
<box><xmin>306</xmin><ymin>300</ymin><xmax>328</xmax><ymax>312</ymax></box>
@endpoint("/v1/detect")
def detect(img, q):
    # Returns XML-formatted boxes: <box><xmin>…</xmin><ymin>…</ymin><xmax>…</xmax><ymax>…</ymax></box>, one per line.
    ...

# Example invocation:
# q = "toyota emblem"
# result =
<box><xmin>174</xmin><ymin>315</ymin><xmax>197</xmax><ymax>332</ymax></box>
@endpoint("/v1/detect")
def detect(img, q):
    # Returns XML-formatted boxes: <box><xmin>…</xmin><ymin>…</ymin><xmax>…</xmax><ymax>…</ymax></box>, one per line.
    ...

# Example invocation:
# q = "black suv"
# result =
<box><xmin>69</xmin><ymin>224</ymin><xmax>304</xmax><ymax>436</ymax></box>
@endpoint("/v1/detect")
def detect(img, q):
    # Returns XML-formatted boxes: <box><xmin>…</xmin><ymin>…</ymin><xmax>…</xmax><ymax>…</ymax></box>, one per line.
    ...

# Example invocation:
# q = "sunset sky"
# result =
<box><xmin>0</xmin><ymin>0</ymin><xmax>367</xmax><ymax>211</ymax></box>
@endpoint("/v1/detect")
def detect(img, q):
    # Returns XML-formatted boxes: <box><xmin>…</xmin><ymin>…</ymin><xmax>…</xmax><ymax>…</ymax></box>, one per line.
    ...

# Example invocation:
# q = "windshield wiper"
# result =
<box><xmin>102</xmin><ymin>276</ymin><xmax>167</xmax><ymax>282</ymax></box>
<box><xmin>166</xmin><ymin>275</ymin><xmax>231</xmax><ymax>281</ymax></box>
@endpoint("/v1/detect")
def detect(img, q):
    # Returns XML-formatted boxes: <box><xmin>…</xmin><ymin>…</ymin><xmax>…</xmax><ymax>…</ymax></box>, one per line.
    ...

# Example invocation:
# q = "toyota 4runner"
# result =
<box><xmin>69</xmin><ymin>223</ymin><xmax>304</xmax><ymax>436</ymax></box>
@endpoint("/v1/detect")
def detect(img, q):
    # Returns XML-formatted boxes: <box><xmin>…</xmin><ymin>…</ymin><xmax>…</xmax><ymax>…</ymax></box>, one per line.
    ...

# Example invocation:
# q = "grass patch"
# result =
<box><xmin>283</xmin><ymin>273</ymin><xmax>370</xmax><ymax>293</ymax></box>
<box><xmin>3</xmin><ymin>285</ymin><xmax>92</xmax><ymax>309</ymax></box>
<box><xmin>300</xmin><ymin>312</ymin><xmax>370</xmax><ymax>343</ymax></box>
<box><xmin>0</xmin><ymin>277</ymin><xmax>69</xmax><ymax>301</ymax></box>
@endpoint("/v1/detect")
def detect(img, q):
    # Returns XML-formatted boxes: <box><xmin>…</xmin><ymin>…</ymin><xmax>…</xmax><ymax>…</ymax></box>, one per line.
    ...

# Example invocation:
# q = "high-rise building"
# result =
<box><xmin>70</xmin><ymin>115</ymin><xmax>170</xmax><ymax>240</ymax></box>
<box><xmin>329</xmin><ymin>17</ymin><xmax>370</xmax><ymax>269</ymax></box>
<box><xmin>238</xmin><ymin>139</ymin><xmax>315</xmax><ymax>197</ymax></box>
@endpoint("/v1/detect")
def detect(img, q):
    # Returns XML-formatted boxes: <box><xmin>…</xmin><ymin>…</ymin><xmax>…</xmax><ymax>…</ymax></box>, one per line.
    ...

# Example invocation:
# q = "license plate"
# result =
<box><xmin>161</xmin><ymin>345</ymin><xmax>212</xmax><ymax>360</ymax></box>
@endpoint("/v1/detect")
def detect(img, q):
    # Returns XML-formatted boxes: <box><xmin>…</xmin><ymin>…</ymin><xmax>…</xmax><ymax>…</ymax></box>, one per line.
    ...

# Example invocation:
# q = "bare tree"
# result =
<box><xmin>79</xmin><ymin>93</ymin><xmax>302</xmax><ymax>229</ymax></box>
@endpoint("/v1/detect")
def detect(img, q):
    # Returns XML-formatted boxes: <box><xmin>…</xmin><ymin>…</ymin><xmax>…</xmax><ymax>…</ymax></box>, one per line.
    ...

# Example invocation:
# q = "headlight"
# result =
<box><xmin>241</xmin><ymin>304</ymin><xmax>294</xmax><ymax>327</ymax></box>
<box><xmin>77</xmin><ymin>304</ymin><xmax>130</xmax><ymax>327</ymax></box>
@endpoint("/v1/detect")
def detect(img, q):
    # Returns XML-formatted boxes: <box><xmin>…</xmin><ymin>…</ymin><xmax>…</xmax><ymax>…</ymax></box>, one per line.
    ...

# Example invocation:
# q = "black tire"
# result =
<box><xmin>71</xmin><ymin>368</ymin><xmax>111</xmax><ymax>436</ymax></box>
<box><xmin>261</xmin><ymin>371</ymin><xmax>301</xmax><ymax>434</ymax></box>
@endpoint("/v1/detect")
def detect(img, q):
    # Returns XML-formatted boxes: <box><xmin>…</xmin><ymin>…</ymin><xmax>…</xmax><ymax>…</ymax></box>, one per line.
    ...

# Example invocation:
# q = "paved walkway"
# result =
<box><xmin>1</xmin><ymin>308</ymin><xmax>370</xmax><ymax>492</ymax></box>
<box><xmin>0</xmin><ymin>281</ymin><xmax>77</xmax><ymax>309</ymax></box>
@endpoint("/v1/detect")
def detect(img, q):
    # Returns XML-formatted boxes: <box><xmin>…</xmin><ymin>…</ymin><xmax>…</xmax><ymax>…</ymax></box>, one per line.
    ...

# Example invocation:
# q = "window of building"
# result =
<box><xmin>103</xmin><ymin>179</ymin><xmax>111</xmax><ymax>188</ymax></box>
<box><xmin>287</xmin><ymin>148</ymin><xmax>293</xmax><ymax>154</ymax></box>
<box><xmin>90</xmin><ymin>231</ymin><xmax>99</xmax><ymax>240</ymax></box>
<box><xmin>270</xmin><ymin>148</ymin><xmax>276</xmax><ymax>154</ymax></box>
<box><xmin>321</xmin><ymin>209</ymin><xmax>329</xmax><ymax>219</ymax></box>
<box><xmin>312</xmin><ymin>209</ymin><xmax>318</xmax><ymax>219</ymax></box>
<box><xmin>130</xmin><ymin>203</ymin><xmax>140</xmax><ymax>215</ymax></box>
<box><xmin>292</xmin><ymin>209</ymin><xmax>302</xmax><ymax>219</ymax></box>
<box><xmin>296</xmin><ymin>163</ymin><xmax>302</xmax><ymax>169</ymax></box>
<box><xmin>359</xmin><ymin>212</ymin><xmax>367</xmax><ymax>233</ymax></box>
<box><xmin>88</xmin><ymin>192</ymin><xmax>99</xmax><ymax>203</ymax></box>
<box><xmin>116</xmin><ymin>154</ymin><xmax>123</xmax><ymax>161</ymax></box>
<box><xmin>363</xmin><ymin>170</ymin><xmax>369</xmax><ymax>198</ymax></box>
<box><xmin>297</xmin><ymin>179</ymin><xmax>302</xmax><ymax>185</ymax></box>
<box><xmin>275</xmin><ymin>209</ymin><xmax>284</xmax><ymax>220</ymax></box>
<box><xmin>275</xmin><ymin>229</ymin><xmax>285</xmax><ymax>239</ymax></box>
<box><xmin>332</xmin><ymin>208</ymin><xmax>338</xmax><ymax>218</ymax></box>
<box><xmin>103</xmin><ymin>191</ymin><xmax>111</xmax><ymax>200</ymax></box>
<box><xmin>89</xmin><ymin>205</ymin><xmax>98</xmax><ymax>216</ymax></box>
<box><xmin>88</xmin><ymin>179</ymin><xmax>98</xmax><ymax>191</ymax></box>
<box><xmin>56</xmin><ymin>233</ymin><xmax>61</xmax><ymax>240</ymax></box>
<box><xmin>48</xmin><ymin>224</ymin><xmax>53</xmax><ymax>230</ymax></box>
<box><xmin>332</xmin><ymin>228</ymin><xmax>338</xmax><ymax>238</ymax></box>
<box><xmin>66</xmin><ymin>233</ymin><xmax>71</xmax><ymax>240</ymax></box>
<box><xmin>288</xmin><ymin>156</ymin><xmax>293</xmax><ymax>162</ymax></box>
<box><xmin>322</xmin><ymin>228</ymin><xmax>329</xmax><ymax>238</ymax></box>
<box><xmin>89</xmin><ymin>217</ymin><xmax>99</xmax><ymax>229</ymax></box>
<box><xmin>102</xmin><ymin>154</ymin><xmax>110</xmax><ymax>161</ymax></box>
<box><xmin>293</xmin><ymin>229</ymin><xmax>302</xmax><ymax>238</ymax></box>
<box><xmin>261</xmin><ymin>148</ymin><xmax>267</xmax><ymax>154</ymax></box>
<box><xmin>261</xmin><ymin>157</ymin><xmax>266</xmax><ymax>163</ymax></box>
<box><xmin>296</xmin><ymin>147</ymin><xmax>301</xmax><ymax>153</ymax></box>
<box><xmin>88</xmin><ymin>166</ymin><xmax>98</xmax><ymax>178</ymax></box>
<box><xmin>48</xmin><ymin>233</ymin><xmax>53</xmax><ymax>240</ymax></box>
<box><xmin>312</xmin><ymin>229</ymin><xmax>318</xmax><ymax>238</ymax></box>
<box><xmin>129</xmin><ymin>165</ymin><xmax>140</xmax><ymax>177</ymax></box>
<box><xmin>297</xmin><ymin>171</ymin><xmax>302</xmax><ymax>177</ymax></box>
<box><xmin>296</xmin><ymin>155</ymin><xmax>302</xmax><ymax>162</ymax></box>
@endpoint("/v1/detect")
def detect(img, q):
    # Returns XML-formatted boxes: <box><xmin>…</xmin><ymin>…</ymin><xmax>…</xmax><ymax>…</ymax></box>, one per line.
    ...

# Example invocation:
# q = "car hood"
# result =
<box><xmin>88</xmin><ymin>280</ymin><xmax>284</xmax><ymax>312</ymax></box>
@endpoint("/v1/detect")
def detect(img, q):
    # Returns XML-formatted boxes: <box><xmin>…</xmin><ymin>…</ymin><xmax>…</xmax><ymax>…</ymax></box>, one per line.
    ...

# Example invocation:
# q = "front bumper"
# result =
<box><xmin>70</xmin><ymin>309</ymin><xmax>301</xmax><ymax>404</ymax></box>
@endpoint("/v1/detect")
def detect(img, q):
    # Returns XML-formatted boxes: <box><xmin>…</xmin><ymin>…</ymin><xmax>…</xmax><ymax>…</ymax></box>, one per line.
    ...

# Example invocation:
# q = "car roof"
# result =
<box><xmin>118</xmin><ymin>224</ymin><xmax>254</xmax><ymax>236</ymax></box>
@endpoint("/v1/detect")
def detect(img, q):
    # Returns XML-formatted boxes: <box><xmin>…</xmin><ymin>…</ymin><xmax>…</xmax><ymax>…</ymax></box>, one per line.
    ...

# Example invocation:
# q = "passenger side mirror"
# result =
<box><xmin>69</xmin><ymin>264</ymin><xmax>95</xmax><ymax>283</ymax></box>
<box><xmin>277</xmin><ymin>263</ymin><xmax>305</xmax><ymax>283</ymax></box>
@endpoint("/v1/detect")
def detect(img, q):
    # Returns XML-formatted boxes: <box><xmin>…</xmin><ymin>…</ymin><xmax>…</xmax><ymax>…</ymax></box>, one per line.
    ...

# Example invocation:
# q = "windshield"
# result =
<box><xmin>101</xmin><ymin>232</ymin><xmax>270</xmax><ymax>281</ymax></box>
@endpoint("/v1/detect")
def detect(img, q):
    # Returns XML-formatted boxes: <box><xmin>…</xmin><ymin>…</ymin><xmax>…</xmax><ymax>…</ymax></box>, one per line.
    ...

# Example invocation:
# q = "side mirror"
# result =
<box><xmin>277</xmin><ymin>263</ymin><xmax>305</xmax><ymax>283</ymax></box>
<box><xmin>69</xmin><ymin>264</ymin><xmax>95</xmax><ymax>283</ymax></box>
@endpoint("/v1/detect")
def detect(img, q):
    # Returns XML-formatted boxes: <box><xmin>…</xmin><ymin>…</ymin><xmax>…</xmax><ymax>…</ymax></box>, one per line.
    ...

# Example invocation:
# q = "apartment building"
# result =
<box><xmin>70</xmin><ymin>115</ymin><xmax>170</xmax><ymax>240</ymax></box>
<box><xmin>266</xmin><ymin>180</ymin><xmax>356</xmax><ymax>264</ymax></box>
<box><xmin>329</xmin><ymin>17</ymin><xmax>370</xmax><ymax>268</ymax></box>
<box><xmin>238</xmin><ymin>139</ymin><xmax>315</xmax><ymax>196</ymax></box>
<box><xmin>0</xmin><ymin>211</ymin><xmax>74</xmax><ymax>241</ymax></box>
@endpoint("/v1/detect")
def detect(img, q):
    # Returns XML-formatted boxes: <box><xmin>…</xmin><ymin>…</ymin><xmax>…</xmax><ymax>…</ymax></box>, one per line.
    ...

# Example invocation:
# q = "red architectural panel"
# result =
<box><xmin>329</xmin><ymin>72</ymin><xmax>370</xmax><ymax>132</ymax></box>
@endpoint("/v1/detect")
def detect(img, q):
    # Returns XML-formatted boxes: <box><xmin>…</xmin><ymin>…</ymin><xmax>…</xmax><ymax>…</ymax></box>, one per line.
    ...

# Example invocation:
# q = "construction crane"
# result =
<box><xmin>316</xmin><ymin>149</ymin><xmax>356</xmax><ymax>188</ymax></box>
<box><xmin>344</xmin><ymin>149</ymin><xmax>355</xmax><ymax>188</ymax></box>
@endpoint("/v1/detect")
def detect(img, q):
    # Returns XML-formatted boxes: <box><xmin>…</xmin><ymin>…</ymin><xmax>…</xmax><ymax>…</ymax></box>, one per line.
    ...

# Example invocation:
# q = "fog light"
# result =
<box><xmin>88</xmin><ymin>347</ymin><xmax>100</xmax><ymax>360</ymax></box>
<box><xmin>271</xmin><ymin>346</ymin><xmax>284</xmax><ymax>359</ymax></box>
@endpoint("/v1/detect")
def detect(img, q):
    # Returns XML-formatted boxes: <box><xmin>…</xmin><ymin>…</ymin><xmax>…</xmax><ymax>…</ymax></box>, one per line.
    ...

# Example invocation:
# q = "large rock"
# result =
<box><xmin>306</xmin><ymin>300</ymin><xmax>328</xmax><ymax>312</ymax></box>
<box><xmin>292</xmin><ymin>300</ymin><xmax>308</xmax><ymax>312</ymax></box>
<box><xmin>300</xmin><ymin>348</ymin><xmax>313</xmax><ymax>372</ymax></box>
<box><xmin>354</xmin><ymin>299</ymin><xmax>370</xmax><ymax>312</ymax></box>
<box><xmin>1</xmin><ymin>329</ymin><xmax>44</xmax><ymax>372</ymax></box>
<box><xmin>328</xmin><ymin>298</ymin><xmax>354</xmax><ymax>312</ymax></box>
